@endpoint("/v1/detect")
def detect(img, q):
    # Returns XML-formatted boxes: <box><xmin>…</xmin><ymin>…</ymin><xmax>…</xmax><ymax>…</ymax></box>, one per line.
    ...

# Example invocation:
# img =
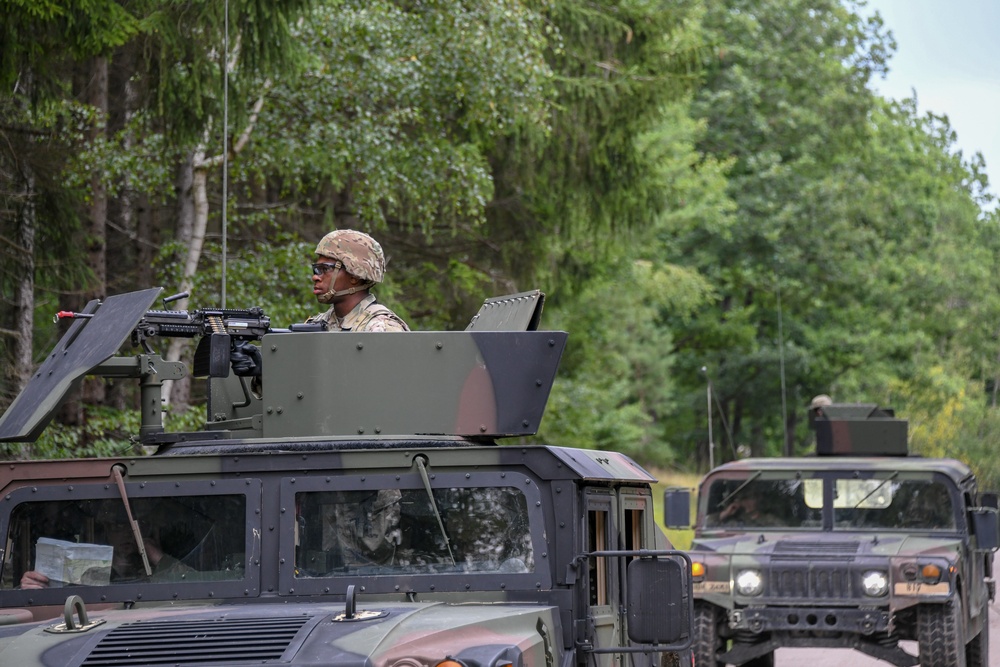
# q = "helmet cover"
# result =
<box><xmin>315</xmin><ymin>229</ymin><xmax>385</xmax><ymax>284</ymax></box>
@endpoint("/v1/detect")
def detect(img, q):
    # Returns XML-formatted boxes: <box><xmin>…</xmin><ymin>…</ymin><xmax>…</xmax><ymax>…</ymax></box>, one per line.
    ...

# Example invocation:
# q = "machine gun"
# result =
<box><xmin>56</xmin><ymin>291</ymin><xmax>280</xmax><ymax>380</ymax></box>
<box><xmin>57</xmin><ymin>292</ymin><xmax>272</xmax><ymax>354</ymax></box>
<box><xmin>129</xmin><ymin>305</ymin><xmax>271</xmax><ymax>353</ymax></box>
<box><xmin>56</xmin><ymin>291</ymin><xmax>325</xmax><ymax>381</ymax></box>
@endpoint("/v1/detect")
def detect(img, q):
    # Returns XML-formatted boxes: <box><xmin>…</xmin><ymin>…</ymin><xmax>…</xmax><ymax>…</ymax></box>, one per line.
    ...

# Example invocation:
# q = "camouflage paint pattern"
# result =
<box><xmin>204</xmin><ymin>330</ymin><xmax>567</xmax><ymax>441</ymax></box>
<box><xmin>0</xmin><ymin>442</ymin><xmax>688</xmax><ymax>666</ymax></box>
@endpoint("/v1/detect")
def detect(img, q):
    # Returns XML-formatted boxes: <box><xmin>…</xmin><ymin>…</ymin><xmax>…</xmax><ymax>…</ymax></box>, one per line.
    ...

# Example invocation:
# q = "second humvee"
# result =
<box><xmin>666</xmin><ymin>403</ymin><xmax>998</xmax><ymax>667</ymax></box>
<box><xmin>0</xmin><ymin>288</ymin><xmax>693</xmax><ymax>667</ymax></box>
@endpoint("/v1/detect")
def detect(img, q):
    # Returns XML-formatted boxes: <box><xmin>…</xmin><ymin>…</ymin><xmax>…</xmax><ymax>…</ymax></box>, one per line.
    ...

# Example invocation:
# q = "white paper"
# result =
<box><xmin>34</xmin><ymin>537</ymin><xmax>113</xmax><ymax>586</ymax></box>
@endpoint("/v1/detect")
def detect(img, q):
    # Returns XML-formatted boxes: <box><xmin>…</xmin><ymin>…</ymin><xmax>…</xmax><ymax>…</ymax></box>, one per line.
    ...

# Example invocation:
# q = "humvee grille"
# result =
<box><xmin>770</xmin><ymin>567</ymin><xmax>854</xmax><ymax>599</ymax></box>
<box><xmin>765</xmin><ymin>541</ymin><xmax>861</xmax><ymax>600</ymax></box>
<box><xmin>81</xmin><ymin>616</ymin><xmax>310</xmax><ymax>666</ymax></box>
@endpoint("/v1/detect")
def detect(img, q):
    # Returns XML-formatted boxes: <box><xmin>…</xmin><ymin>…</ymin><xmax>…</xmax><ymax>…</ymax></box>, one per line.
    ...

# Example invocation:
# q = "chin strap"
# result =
<box><xmin>318</xmin><ymin>263</ymin><xmax>376</xmax><ymax>304</ymax></box>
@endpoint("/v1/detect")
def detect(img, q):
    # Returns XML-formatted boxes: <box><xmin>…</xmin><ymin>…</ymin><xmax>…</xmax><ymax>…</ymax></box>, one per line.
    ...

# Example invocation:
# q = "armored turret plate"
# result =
<box><xmin>0</xmin><ymin>288</ymin><xmax>162</xmax><ymax>442</ymax></box>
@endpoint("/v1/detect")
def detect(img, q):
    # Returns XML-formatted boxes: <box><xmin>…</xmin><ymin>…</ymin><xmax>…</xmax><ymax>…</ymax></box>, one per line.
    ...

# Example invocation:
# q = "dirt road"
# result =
<box><xmin>775</xmin><ymin>598</ymin><xmax>999</xmax><ymax>665</ymax></box>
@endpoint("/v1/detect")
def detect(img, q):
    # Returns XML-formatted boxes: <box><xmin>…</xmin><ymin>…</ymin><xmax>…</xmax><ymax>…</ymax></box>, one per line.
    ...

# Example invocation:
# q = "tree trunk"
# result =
<box><xmin>136</xmin><ymin>192</ymin><xmax>155</xmax><ymax>287</ymax></box>
<box><xmin>60</xmin><ymin>56</ymin><xmax>110</xmax><ymax>434</ymax></box>
<box><xmin>82</xmin><ymin>55</ymin><xmax>109</xmax><ymax>408</ymax></box>
<box><xmin>163</xmin><ymin>88</ymin><xmax>271</xmax><ymax>407</ymax></box>
<box><xmin>161</xmin><ymin>153</ymin><xmax>198</xmax><ymax>407</ymax></box>
<box><xmin>13</xmin><ymin>165</ymin><xmax>37</xmax><ymax>460</ymax></box>
<box><xmin>164</xmin><ymin>159</ymin><xmax>210</xmax><ymax>408</ymax></box>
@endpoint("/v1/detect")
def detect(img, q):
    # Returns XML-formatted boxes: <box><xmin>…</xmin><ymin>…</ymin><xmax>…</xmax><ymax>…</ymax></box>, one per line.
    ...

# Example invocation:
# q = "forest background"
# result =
<box><xmin>3</xmin><ymin>0</ymin><xmax>1000</xmax><ymax>487</ymax></box>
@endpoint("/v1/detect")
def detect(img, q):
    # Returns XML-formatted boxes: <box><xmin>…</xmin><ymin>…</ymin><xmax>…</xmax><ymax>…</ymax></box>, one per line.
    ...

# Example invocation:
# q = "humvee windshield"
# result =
<box><xmin>2</xmin><ymin>492</ymin><xmax>246</xmax><ymax>589</ymax></box>
<box><xmin>294</xmin><ymin>486</ymin><xmax>533</xmax><ymax>576</ymax></box>
<box><xmin>703</xmin><ymin>473</ymin><xmax>956</xmax><ymax>531</ymax></box>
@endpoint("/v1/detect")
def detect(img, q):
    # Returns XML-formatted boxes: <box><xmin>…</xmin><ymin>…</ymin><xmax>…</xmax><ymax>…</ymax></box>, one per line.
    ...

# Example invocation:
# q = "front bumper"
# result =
<box><xmin>730</xmin><ymin>605</ymin><xmax>891</xmax><ymax>635</ymax></box>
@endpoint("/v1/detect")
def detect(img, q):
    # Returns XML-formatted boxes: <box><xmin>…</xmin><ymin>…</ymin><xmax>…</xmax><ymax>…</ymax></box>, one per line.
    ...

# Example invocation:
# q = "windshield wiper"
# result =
<box><xmin>112</xmin><ymin>465</ymin><xmax>153</xmax><ymax>576</ymax></box>
<box><xmin>852</xmin><ymin>472</ymin><xmax>898</xmax><ymax>510</ymax></box>
<box><xmin>414</xmin><ymin>456</ymin><xmax>456</xmax><ymax>565</ymax></box>
<box><xmin>720</xmin><ymin>471</ymin><xmax>762</xmax><ymax>509</ymax></box>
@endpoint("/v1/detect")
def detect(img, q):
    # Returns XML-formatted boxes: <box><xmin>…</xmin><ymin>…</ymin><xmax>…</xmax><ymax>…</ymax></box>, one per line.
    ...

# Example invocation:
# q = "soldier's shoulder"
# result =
<box><xmin>363</xmin><ymin>310</ymin><xmax>409</xmax><ymax>332</ymax></box>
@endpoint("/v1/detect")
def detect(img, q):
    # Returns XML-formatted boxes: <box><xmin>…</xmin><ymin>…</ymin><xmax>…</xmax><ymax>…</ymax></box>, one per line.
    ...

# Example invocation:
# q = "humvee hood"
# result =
<box><xmin>694</xmin><ymin>532</ymin><xmax>963</xmax><ymax>559</ymax></box>
<box><xmin>0</xmin><ymin>601</ymin><xmax>556</xmax><ymax>667</ymax></box>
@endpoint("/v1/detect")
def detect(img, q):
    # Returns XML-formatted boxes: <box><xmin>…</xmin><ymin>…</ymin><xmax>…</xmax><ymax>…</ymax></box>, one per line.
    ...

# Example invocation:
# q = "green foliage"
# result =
<box><xmin>252</xmin><ymin>0</ymin><xmax>552</xmax><ymax>229</ymax></box>
<box><xmin>884</xmin><ymin>367</ymin><xmax>1000</xmax><ymax>490</ymax></box>
<box><xmin>154</xmin><ymin>232</ymin><xmax>319</xmax><ymax>329</ymax></box>
<box><xmin>661</xmin><ymin>0</ymin><xmax>998</xmax><ymax>468</ymax></box>
<box><xmin>134</xmin><ymin>0</ymin><xmax>313</xmax><ymax>143</ymax></box>
<box><xmin>487</xmin><ymin>0</ymin><xmax>708</xmax><ymax>296</ymax></box>
<box><xmin>0</xmin><ymin>0</ymin><xmax>140</xmax><ymax>95</ymax></box>
<box><xmin>63</xmin><ymin>115</ymin><xmax>180</xmax><ymax>201</ymax></box>
<box><xmin>4</xmin><ymin>0</ymin><xmax>1000</xmax><ymax>487</ymax></box>
<box><xmin>538</xmin><ymin>254</ymin><xmax>714</xmax><ymax>467</ymax></box>
<box><xmin>16</xmin><ymin>404</ymin><xmax>205</xmax><ymax>460</ymax></box>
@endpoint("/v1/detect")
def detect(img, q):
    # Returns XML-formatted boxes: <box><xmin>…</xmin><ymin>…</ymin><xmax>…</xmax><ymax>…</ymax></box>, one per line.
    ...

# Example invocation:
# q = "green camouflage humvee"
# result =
<box><xmin>0</xmin><ymin>288</ymin><xmax>692</xmax><ymax>667</ymax></box>
<box><xmin>665</xmin><ymin>403</ymin><xmax>998</xmax><ymax>667</ymax></box>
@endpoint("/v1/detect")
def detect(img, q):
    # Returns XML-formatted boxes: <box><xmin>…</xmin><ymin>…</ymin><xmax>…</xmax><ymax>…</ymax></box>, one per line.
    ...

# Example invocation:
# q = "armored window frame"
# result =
<box><xmin>0</xmin><ymin>478</ymin><xmax>261</xmax><ymax>607</ymax></box>
<box><xmin>277</xmin><ymin>471</ymin><xmax>549</xmax><ymax>595</ymax></box>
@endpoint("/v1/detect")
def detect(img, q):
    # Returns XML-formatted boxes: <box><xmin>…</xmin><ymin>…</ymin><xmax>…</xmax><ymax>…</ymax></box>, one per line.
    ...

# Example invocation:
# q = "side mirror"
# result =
<box><xmin>626</xmin><ymin>556</ymin><xmax>692</xmax><ymax>648</ymax></box>
<box><xmin>980</xmin><ymin>492</ymin><xmax>998</xmax><ymax>510</ymax></box>
<box><xmin>969</xmin><ymin>507</ymin><xmax>999</xmax><ymax>552</ymax></box>
<box><xmin>663</xmin><ymin>488</ymin><xmax>692</xmax><ymax>530</ymax></box>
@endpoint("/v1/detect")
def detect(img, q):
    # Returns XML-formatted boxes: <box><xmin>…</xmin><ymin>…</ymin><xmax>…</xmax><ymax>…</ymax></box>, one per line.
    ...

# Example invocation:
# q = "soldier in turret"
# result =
<box><xmin>306</xmin><ymin>229</ymin><xmax>409</xmax><ymax>332</ymax></box>
<box><xmin>230</xmin><ymin>229</ymin><xmax>409</xmax><ymax>378</ymax></box>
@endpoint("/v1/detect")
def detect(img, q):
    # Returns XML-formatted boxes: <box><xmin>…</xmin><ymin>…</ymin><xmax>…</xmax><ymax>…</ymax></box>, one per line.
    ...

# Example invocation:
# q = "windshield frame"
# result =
<box><xmin>698</xmin><ymin>469</ymin><xmax>961</xmax><ymax>533</ymax></box>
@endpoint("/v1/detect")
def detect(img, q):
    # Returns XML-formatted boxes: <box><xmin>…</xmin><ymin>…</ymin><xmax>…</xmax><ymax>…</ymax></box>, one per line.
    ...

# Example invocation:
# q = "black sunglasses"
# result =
<box><xmin>311</xmin><ymin>261</ymin><xmax>343</xmax><ymax>276</ymax></box>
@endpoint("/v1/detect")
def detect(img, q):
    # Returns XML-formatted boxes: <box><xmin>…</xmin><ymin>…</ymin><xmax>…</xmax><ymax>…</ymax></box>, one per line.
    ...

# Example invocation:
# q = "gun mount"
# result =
<box><xmin>0</xmin><ymin>287</ymin><xmax>565</xmax><ymax>447</ymax></box>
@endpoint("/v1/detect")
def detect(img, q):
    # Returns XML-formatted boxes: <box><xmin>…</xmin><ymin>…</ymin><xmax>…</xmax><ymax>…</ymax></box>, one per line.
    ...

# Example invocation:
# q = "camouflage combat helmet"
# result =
<box><xmin>315</xmin><ymin>229</ymin><xmax>385</xmax><ymax>284</ymax></box>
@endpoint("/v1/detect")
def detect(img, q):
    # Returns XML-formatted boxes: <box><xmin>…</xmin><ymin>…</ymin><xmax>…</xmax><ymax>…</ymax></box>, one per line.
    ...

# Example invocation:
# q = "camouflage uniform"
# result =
<box><xmin>308</xmin><ymin>229</ymin><xmax>409</xmax><ymax>332</ymax></box>
<box><xmin>308</xmin><ymin>295</ymin><xmax>409</xmax><ymax>332</ymax></box>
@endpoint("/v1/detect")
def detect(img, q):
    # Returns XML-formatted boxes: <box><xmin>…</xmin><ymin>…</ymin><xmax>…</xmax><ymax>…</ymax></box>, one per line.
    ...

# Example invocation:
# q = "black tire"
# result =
<box><xmin>692</xmin><ymin>602</ymin><xmax>725</xmax><ymax>667</ymax></box>
<box><xmin>743</xmin><ymin>653</ymin><xmax>774</xmax><ymax>667</ymax></box>
<box><xmin>965</xmin><ymin>600</ymin><xmax>989</xmax><ymax>667</ymax></box>
<box><xmin>917</xmin><ymin>599</ymin><xmax>966</xmax><ymax>667</ymax></box>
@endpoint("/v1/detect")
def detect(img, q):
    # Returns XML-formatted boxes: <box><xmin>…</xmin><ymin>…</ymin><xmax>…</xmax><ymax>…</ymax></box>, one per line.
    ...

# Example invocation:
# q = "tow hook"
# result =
<box><xmin>44</xmin><ymin>596</ymin><xmax>106</xmax><ymax>634</ymax></box>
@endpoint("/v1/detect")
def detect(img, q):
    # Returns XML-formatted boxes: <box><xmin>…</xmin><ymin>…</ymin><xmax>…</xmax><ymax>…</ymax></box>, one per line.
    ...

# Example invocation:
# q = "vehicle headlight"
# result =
<box><xmin>735</xmin><ymin>569</ymin><xmax>763</xmax><ymax>596</ymax></box>
<box><xmin>861</xmin><ymin>570</ymin><xmax>889</xmax><ymax>597</ymax></box>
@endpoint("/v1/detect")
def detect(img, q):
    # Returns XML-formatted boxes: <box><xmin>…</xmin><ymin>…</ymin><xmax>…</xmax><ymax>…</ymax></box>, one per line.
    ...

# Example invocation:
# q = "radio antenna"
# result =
<box><xmin>220</xmin><ymin>0</ymin><xmax>229</xmax><ymax>308</ymax></box>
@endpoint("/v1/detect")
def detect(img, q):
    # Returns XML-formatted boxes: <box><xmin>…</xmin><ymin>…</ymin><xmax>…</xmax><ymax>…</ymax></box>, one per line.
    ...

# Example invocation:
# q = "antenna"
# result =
<box><xmin>702</xmin><ymin>366</ymin><xmax>737</xmax><ymax>465</ymax></box>
<box><xmin>776</xmin><ymin>273</ymin><xmax>788</xmax><ymax>455</ymax></box>
<box><xmin>221</xmin><ymin>0</ymin><xmax>229</xmax><ymax>308</ymax></box>
<box><xmin>702</xmin><ymin>366</ymin><xmax>714</xmax><ymax>470</ymax></box>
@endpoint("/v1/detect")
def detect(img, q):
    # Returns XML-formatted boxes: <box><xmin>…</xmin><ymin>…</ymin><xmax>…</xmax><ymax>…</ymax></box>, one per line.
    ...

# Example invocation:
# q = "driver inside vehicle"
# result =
<box><xmin>712</xmin><ymin>492</ymin><xmax>785</xmax><ymax>528</ymax></box>
<box><xmin>901</xmin><ymin>484</ymin><xmax>954</xmax><ymax>529</ymax></box>
<box><xmin>19</xmin><ymin>506</ymin><xmax>193</xmax><ymax>589</ymax></box>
